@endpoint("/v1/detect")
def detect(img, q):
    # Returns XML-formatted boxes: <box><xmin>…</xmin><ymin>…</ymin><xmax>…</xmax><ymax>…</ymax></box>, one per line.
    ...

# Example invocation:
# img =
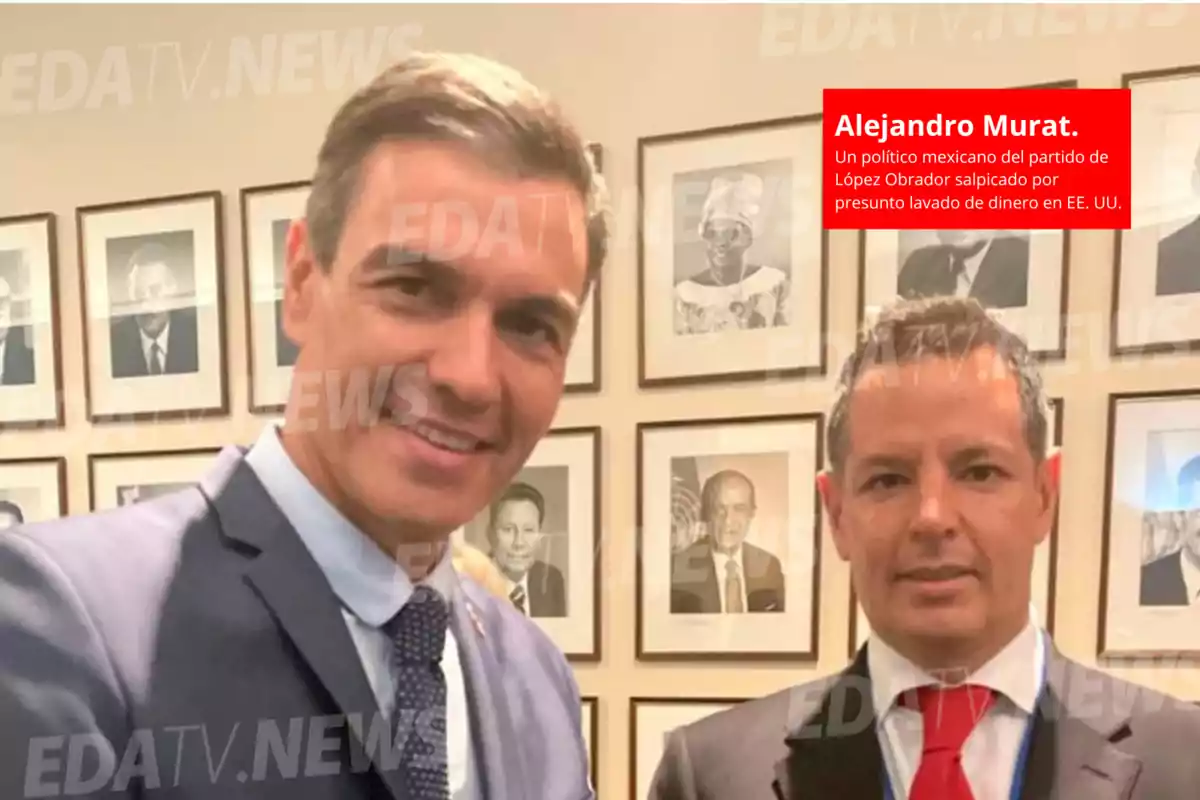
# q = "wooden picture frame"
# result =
<box><xmin>240</xmin><ymin>180</ymin><xmax>310</xmax><ymax>414</ymax></box>
<box><xmin>88</xmin><ymin>447</ymin><xmax>222</xmax><ymax>511</ymax></box>
<box><xmin>637</xmin><ymin>414</ymin><xmax>823</xmax><ymax>661</ymax></box>
<box><xmin>1113</xmin><ymin>65</ymin><xmax>1200</xmax><ymax>357</ymax></box>
<box><xmin>453</xmin><ymin>426</ymin><xmax>602</xmax><ymax>661</ymax></box>
<box><xmin>0</xmin><ymin>456</ymin><xmax>67</xmax><ymax>527</ymax></box>
<box><xmin>637</xmin><ymin>114</ymin><xmax>828</xmax><ymax>387</ymax></box>
<box><xmin>76</xmin><ymin>191</ymin><xmax>227</xmax><ymax>423</ymax></box>
<box><xmin>848</xmin><ymin>397</ymin><xmax>1065</xmax><ymax>656</ymax></box>
<box><xmin>580</xmin><ymin>695</ymin><xmax>599</xmax><ymax>792</ymax></box>
<box><xmin>629</xmin><ymin>697</ymin><xmax>746</xmax><ymax>799</ymax></box>
<box><xmin>0</xmin><ymin>213</ymin><xmax>64</xmax><ymax>430</ymax></box>
<box><xmin>1099</xmin><ymin>389</ymin><xmax>1200</xmax><ymax>659</ymax></box>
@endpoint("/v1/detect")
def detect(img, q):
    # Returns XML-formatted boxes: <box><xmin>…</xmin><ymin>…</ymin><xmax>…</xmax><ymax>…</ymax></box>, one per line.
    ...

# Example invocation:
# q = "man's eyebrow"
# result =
<box><xmin>508</xmin><ymin>293</ymin><xmax>580</xmax><ymax>330</ymax></box>
<box><xmin>359</xmin><ymin>244</ymin><xmax>452</xmax><ymax>277</ymax></box>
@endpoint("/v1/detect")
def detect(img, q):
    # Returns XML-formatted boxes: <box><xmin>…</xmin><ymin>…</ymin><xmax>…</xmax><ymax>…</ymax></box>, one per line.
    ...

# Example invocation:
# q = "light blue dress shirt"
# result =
<box><xmin>245</xmin><ymin>424</ymin><xmax>479</xmax><ymax>798</ymax></box>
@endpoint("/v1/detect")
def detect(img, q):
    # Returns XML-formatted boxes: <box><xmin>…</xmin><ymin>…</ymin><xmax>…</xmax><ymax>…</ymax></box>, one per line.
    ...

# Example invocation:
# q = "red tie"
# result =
<box><xmin>906</xmin><ymin>684</ymin><xmax>996</xmax><ymax>800</ymax></box>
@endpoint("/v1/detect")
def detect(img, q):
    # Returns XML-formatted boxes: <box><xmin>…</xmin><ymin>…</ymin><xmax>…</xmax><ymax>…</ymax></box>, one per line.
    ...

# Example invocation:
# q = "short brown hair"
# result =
<box><xmin>827</xmin><ymin>296</ymin><xmax>1050</xmax><ymax>472</ymax></box>
<box><xmin>306</xmin><ymin>51</ymin><xmax>609</xmax><ymax>296</ymax></box>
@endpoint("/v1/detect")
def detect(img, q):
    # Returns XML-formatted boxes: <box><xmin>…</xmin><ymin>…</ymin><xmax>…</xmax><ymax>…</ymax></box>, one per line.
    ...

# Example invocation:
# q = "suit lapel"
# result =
<box><xmin>200</xmin><ymin>450</ymin><xmax>410</xmax><ymax>800</ymax></box>
<box><xmin>773</xmin><ymin>648</ymin><xmax>884</xmax><ymax>800</ymax></box>
<box><xmin>451</xmin><ymin>582</ymin><xmax>529</xmax><ymax>800</ymax></box>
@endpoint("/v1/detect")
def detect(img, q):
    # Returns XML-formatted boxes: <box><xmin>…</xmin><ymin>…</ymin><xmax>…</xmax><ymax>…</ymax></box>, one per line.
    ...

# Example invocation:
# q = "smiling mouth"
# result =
<box><xmin>898</xmin><ymin>566</ymin><xmax>976</xmax><ymax>582</ymax></box>
<box><xmin>382</xmin><ymin>403</ymin><xmax>492</xmax><ymax>455</ymax></box>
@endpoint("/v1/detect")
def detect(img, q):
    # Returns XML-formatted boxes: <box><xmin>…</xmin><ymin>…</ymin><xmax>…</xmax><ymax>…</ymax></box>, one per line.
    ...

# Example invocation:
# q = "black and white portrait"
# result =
<box><xmin>455</xmin><ymin>427</ymin><xmax>599</xmax><ymax>660</ymax></box>
<box><xmin>242</xmin><ymin>181</ymin><xmax>310</xmax><ymax>413</ymax></box>
<box><xmin>668</xmin><ymin>453</ymin><xmax>788</xmax><ymax>615</ymax></box>
<box><xmin>0</xmin><ymin>458</ymin><xmax>65</xmax><ymax>525</ymax></box>
<box><xmin>638</xmin><ymin>415</ymin><xmax>819</xmax><ymax>660</ymax></box>
<box><xmin>671</xmin><ymin>163</ymin><xmax>793</xmax><ymax>336</ymax></box>
<box><xmin>862</xmin><ymin>227</ymin><xmax>1067</xmax><ymax>358</ymax></box>
<box><xmin>116</xmin><ymin>481</ymin><xmax>194</xmax><ymax>507</ymax></box>
<box><xmin>1115</xmin><ymin>67</ymin><xmax>1200</xmax><ymax>354</ymax></box>
<box><xmin>0</xmin><ymin>214</ymin><xmax>61</xmax><ymax>428</ymax></box>
<box><xmin>78</xmin><ymin>192</ymin><xmax>225</xmax><ymax>421</ymax></box>
<box><xmin>1102</xmin><ymin>392</ymin><xmax>1200</xmax><ymax>657</ymax></box>
<box><xmin>0</xmin><ymin>248</ymin><xmax>35</xmax><ymax>387</ymax></box>
<box><xmin>639</xmin><ymin>115</ymin><xmax>826</xmax><ymax>387</ymax></box>
<box><xmin>104</xmin><ymin>231</ymin><xmax>199</xmax><ymax>379</ymax></box>
<box><xmin>1137</xmin><ymin>431</ymin><xmax>1200</xmax><ymax>608</ymax></box>
<box><xmin>462</xmin><ymin>467</ymin><xmax>570</xmax><ymax>618</ymax></box>
<box><xmin>896</xmin><ymin>229</ymin><xmax>1030</xmax><ymax>309</ymax></box>
<box><xmin>89</xmin><ymin>449</ymin><xmax>220</xmax><ymax>512</ymax></box>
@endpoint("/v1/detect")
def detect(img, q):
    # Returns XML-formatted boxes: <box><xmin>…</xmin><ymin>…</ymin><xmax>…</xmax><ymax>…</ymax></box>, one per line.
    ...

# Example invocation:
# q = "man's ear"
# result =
<box><xmin>282</xmin><ymin>219</ymin><xmax>319</xmax><ymax>345</ymax></box>
<box><xmin>1035</xmin><ymin>449</ymin><xmax>1061</xmax><ymax>544</ymax></box>
<box><xmin>817</xmin><ymin>469</ymin><xmax>852</xmax><ymax>562</ymax></box>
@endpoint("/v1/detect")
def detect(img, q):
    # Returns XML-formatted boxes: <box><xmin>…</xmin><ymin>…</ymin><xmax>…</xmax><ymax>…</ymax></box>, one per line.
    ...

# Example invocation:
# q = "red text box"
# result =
<box><xmin>822</xmin><ymin>87</ymin><xmax>1131</xmax><ymax>230</ymax></box>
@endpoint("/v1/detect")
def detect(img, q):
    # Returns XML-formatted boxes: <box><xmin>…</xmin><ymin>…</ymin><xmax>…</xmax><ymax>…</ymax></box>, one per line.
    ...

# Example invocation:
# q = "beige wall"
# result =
<box><xmin>3</xmin><ymin>3</ymin><xmax>1200</xmax><ymax>797</ymax></box>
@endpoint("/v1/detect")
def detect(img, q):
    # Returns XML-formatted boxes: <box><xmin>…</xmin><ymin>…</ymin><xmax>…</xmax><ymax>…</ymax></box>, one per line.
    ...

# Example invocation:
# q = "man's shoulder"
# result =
<box><xmin>675</xmin><ymin>673</ymin><xmax>837</xmax><ymax>751</ymax></box>
<box><xmin>1053</xmin><ymin>655</ymin><xmax>1200</xmax><ymax>735</ymax></box>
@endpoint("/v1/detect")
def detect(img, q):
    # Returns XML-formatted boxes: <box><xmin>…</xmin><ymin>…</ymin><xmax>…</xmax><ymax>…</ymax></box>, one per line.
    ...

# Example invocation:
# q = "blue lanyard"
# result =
<box><xmin>881</xmin><ymin>649</ymin><xmax>1048</xmax><ymax>800</ymax></box>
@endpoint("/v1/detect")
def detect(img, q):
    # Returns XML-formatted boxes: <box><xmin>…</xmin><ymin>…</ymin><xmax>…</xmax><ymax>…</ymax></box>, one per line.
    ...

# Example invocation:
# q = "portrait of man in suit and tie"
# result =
<box><xmin>105</xmin><ymin>235</ymin><xmax>199</xmax><ymax>379</ymax></box>
<box><xmin>485</xmin><ymin>479</ymin><xmax>568</xmax><ymax>618</ymax></box>
<box><xmin>0</xmin><ymin>498</ymin><xmax>24</xmax><ymax>531</ymax></box>
<box><xmin>897</xmin><ymin>229</ymin><xmax>1030</xmax><ymax>309</ymax></box>
<box><xmin>1139</xmin><ymin>454</ymin><xmax>1200</xmax><ymax>607</ymax></box>
<box><xmin>0</xmin><ymin>263</ymin><xmax>35</xmax><ymax>387</ymax></box>
<box><xmin>1155</xmin><ymin>141</ymin><xmax>1200</xmax><ymax>297</ymax></box>
<box><xmin>669</xmin><ymin>466</ymin><xmax>787</xmax><ymax>614</ymax></box>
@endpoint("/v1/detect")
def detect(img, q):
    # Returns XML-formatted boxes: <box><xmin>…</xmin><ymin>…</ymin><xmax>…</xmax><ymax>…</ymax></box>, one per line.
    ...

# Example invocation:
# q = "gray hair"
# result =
<box><xmin>827</xmin><ymin>296</ymin><xmax>1051</xmax><ymax>473</ymax></box>
<box><xmin>305</xmin><ymin>51</ymin><xmax>609</xmax><ymax>299</ymax></box>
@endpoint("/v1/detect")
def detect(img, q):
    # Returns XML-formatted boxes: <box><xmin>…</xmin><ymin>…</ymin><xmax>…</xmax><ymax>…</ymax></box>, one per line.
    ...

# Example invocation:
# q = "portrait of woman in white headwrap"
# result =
<box><xmin>673</xmin><ymin>172</ymin><xmax>792</xmax><ymax>336</ymax></box>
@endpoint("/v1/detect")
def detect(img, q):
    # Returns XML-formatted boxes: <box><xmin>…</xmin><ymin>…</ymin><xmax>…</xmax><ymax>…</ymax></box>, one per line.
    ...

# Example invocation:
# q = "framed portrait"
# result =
<box><xmin>846</xmin><ymin>398</ymin><xmax>1064</xmax><ymax>655</ymax></box>
<box><xmin>88</xmin><ymin>448</ymin><xmax>221</xmax><ymax>511</ymax></box>
<box><xmin>241</xmin><ymin>181</ymin><xmax>310</xmax><ymax>413</ymax></box>
<box><xmin>0</xmin><ymin>213</ymin><xmax>63</xmax><ymax>429</ymax></box>
<box><xmin>637</xmin><ymin>414</ymin><xmax>822</xmax><ymax>661</ymax></box>
<box><xmin>0</xmin><ymin>457</ymin><xmax>66</xmax><ymax>530</ymax></box>
<box><xmin>580</xmin><ymin>695</ymin><xmax>598</xmax><ymax>791</ymax></box>
<box><xmin>630</xmin><ymin>698</ymin><xmax>744</xmax><ymax>799</ymax></box>
<box><xmin>1114</xmin><ymin>66</ymin><xmax>1200</xmax><ymax>356</ymax></box>
<box><xmin>77</xmin><ymin>191</ymin><xmax>227</xmax><ymax>422</ymax></box>
<box><xmin>637</xmin><ymin>114</ymin><xmax>827</xmax><ymax>387</ymax></box>
<box><xmin>563</xmin><ymin>142</ymin><xmax>604</xmax><ymax>394</ymax></box>
<box><xmin>1099</xmin><ymin>390</ymin><xmax>1200</xmax><ymax>658</ymax></box>
<box><xmin>452</xmin><ymin>426</ymin><xmax>600</xmax><ymax>660</ymax></box>
<box><xmin>858</xmin><ymin>229</ymin><xmax>1069</xmax><ymax>359</ymax></box>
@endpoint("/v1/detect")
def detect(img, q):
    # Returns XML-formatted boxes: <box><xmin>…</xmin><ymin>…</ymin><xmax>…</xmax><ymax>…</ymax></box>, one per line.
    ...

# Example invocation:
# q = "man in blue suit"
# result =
<box><xmin>0</xmin><ymin>51</ymin><xmax>607</xmax><ymax>800</ymax></box>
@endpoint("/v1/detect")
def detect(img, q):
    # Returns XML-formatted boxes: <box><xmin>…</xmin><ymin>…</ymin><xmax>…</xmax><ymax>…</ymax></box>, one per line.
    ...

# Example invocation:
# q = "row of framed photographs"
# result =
<box><xmin>4</xmin><ymin>387</ymin><xmax>1198</xmax><ymax>660</ymax></box>
<box><xmin>0</xmin><ymin>145</ymin><xmax>604</xmax><ymax>430</ymax></box>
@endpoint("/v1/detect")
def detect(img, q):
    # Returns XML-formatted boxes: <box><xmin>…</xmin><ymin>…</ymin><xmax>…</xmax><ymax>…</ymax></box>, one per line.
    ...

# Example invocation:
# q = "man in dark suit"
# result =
<box><xmin>0</xmin><ymin>499</ymin><xmax>23</xmax><ymax>531</ymax></box>
<box><xmin>487</xmin><ymin>481</ymin><xmax>567</xmax><ymax>617</ymax></box>
<box><xmin>1155</xmin><ymin>145</ymin><xmax>1200</xmax><ymax>296</ymax></box>
<box><xmin>650</xmin><ymin>296</ymin><xmax>1200</xmax><ymax>799</ymax></box>
<box><xmin>670</xmin><ymin>469</ymin><xmax>786</xmax><ymax>614</ymax></box>
<box><xmin>0</xmin><ymin>51</ymin><xmax>606</xmax><ymax>799</ymax></box>
<box><xmin>1140</xmin><ymin>455</ymin><xmax>1200</xmax><ymax>606</ymax></box>
<box><xmin>898</xmin><ymin>229</ymin><xmax>1030</xmax><ymax>308</ymax></box>
<box><xmin>108</xmin><ymin>243</ymin><xmax>199</xmax><ymax>378</ymax></box>
<box><xmin>0</xmin><ymin>274</ymin><xmax>35</xmax><ymax>386</ymax></box>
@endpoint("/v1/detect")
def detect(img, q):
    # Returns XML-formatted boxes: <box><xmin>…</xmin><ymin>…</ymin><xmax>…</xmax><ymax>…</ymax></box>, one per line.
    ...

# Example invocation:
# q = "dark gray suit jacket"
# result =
<box><xmin>898</xmin><ymin>235</ymin><xmax>1030</xmax><ymax>309</ymax></box>
<box><xmin>649</xmin><ymin>642</ymin><xmax>1200</xmax><ymax>799</ymax></box>
<box><xmin>0</xmin><ymin>447</ymin><xmax>593</xmax><ymax>799</ymax></box>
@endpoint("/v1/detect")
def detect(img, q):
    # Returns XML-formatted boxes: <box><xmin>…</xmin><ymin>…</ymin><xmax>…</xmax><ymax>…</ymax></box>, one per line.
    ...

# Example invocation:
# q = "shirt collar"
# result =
<box><xmin>868</xmin><ymin>614</ymin><xmax>1045</xmax><ymax>720</ymax></box>
<box><xmin>244</xmin><ymin>424</ymin><xmax>458</xmax><ymax>628</ymax></box>
<box><xmin>139</xmin><ymin>320</ymin><xmax>170</xmax><ymax>354</ymax></box>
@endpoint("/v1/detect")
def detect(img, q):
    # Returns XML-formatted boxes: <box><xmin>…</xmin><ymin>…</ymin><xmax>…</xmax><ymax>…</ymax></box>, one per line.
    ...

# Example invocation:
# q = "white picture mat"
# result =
<box><xmin>580</xmin><ymin>698</ymin><xmax>596</xmax><ymax>783</ymax></box>
<box><xmin>0</xmin><ymin>460</ymin><xmax>63</xmax><ymax>523</ymax></box>
<box><xmin>1117</xmin><ymin>73</ymin><xmax>1200</xmax><ymax>348</ymax></box>
<box><xmin>564</xmin><ymin>290</ymin><xmax>596</xmax><ymax>388</ymax></box>
<box><xmin>90</xmin><ymin>450</ymin><xmax>218</xmax><ymax>511</ymax></box>
<box><xmin>861</xmin><ymin>230</ymin><xmax>1065</xmax><ymax>354</ymax></box>
<box><xmin>0</xmin><ymin>217</ymin><xmax>59</xmax><ymax>424</ymax></box>
<box><xmin>81</xmin><ymin>196</ymin><xmax>224</xmax><ymax>417</ymax></box>
<box><xmin>641</xmin><ymin>122</ymin><xmax>824</xmax><ymax>380</ymax></box>
<box><xmin>640</xmin><ymin>418</ymin><xmax>818</xmax><ymax>655</ymax></box>
<box><xmin>633</xmin><ymin>701</ymin><xmax>735</xmax><ymax>800</ymax></box>
<box><xmin>1103</xmin><ymin>395</ymin><xmax>1200</xmax><ymax>653</ymax></box>
<box><xmin>245</xmin><ymin>185</ymin><xmax>309</xmax><ymax>410</ymax></box>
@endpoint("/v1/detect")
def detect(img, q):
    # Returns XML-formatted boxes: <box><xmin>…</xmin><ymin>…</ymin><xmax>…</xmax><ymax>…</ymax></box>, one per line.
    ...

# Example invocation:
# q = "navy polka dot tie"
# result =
<box><xmin>382</xmin><ymin>585</ymin><xmax>451</xmax><ymax>800</ymax></box>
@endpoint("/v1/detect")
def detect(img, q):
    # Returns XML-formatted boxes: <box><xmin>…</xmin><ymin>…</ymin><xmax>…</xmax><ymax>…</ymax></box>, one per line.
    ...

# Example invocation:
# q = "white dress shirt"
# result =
<box><xmin>711</xmin><ymin>547</ymin><xmax>747</xmax><ymax>612</ymax></box>
<box><xmin>955</xmin><ymin>238</ymin><xmax>993</xmax><ymax>297</ymax></box>
<box><xmin>1180</xmin><ymin>546</ymin><xmax>1200</xmax><ymax>604</ymax></box>
<box><xmin>868</xmin><ymin>619</ymin><xmax>1045</xmax><ymax>800</ymax></box>
<box><xmin>139</xmin><ymin>321</ymin><xmax>169</xmax><ymax>372</ymax></box>
<box><xmin>506</xmin><ymin>574</ymin><xmax>529</xmax><ymax>616</ymax></box>
<box><xmin>245</xmin><ymin>425</ymin><xmax>479</xmax><ymax>798</ymax></box>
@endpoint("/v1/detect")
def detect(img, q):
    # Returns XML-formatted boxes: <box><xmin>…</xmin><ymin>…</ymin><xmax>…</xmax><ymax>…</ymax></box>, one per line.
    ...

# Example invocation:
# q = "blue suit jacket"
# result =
<box><xmin>0</xmin><ymin>446</ymin><xmax>593</xmax><ymax>799</ymax></box>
